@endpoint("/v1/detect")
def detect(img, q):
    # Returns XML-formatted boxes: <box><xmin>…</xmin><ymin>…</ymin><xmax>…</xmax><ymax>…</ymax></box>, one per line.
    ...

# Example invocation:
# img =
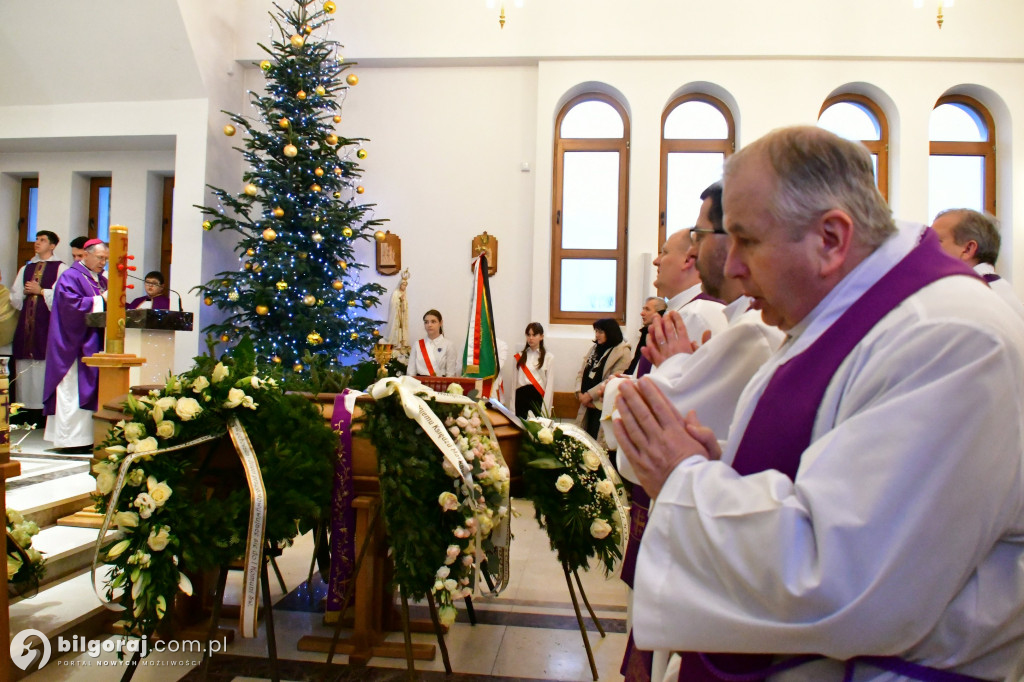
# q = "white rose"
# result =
<box><xmin>150</xmin><ymin>405</ymin><xmax>165</xmax><ymax>423</ymax></box>
<box><xmin>223</xmin><ymin>387</ymin><xmax>246</xmax><ymax>409</ymax></box>
<box><xmin>248</xmin><ymin>376</ymin><xmax>261</xmax><ymax>389</ymax></box>
<box><xmin>438</xmin><ymin>491</ymin><xmax>459</xmax><ymax>512</ymax></box>
<box><xmin>241</xmin><ymin>394</ymin><xmax>257</xmax><ymax>410</ymax></box>
<box><xmin>10</xmin><ymin>528</ymin><xmax>31</xmax><ymax>547</ymax></box>
<box><xmin>92</xmin><ymin>460</ymin><xmax>114</xmax><ymax>476</ymax></box>
<box><xmin>444</xmin><ymin>578</ymin><xmax>458</xmax><ymax>593</ymax></box>
<box><xmin>147</xmin><ymin>527</ymin><xmax>171</xmax><ymax>552</ymax></box>
<box><xmin>95</xmin><ymin>470</ymin><xmax>116</xmax><ymax>495</ymax></box>
<box><xmin>6</xmin><ymin>509</ymin><xmax>24</xmax><ymax>525</ymax></box>
<box><xmin>191</xmin><ymin>375</ymin><xmax>210</xmax><ymax>393</ymax></box>
<box><xmin>436</xmin><ymin>566</ymin><xmax>450</xmax><ymax>579</ymax></box>
<box><xmin>115</xmin><ymin>511</ymin><xmax>140</xmax><ymax>530</ymax></box>
<box><xmin>438</xmin><ymin>605</ymin><xmax>457</xmax><ymax>626</ymax></box>
<box><xmin>133</xmin><ymin>437</ymin><xmax>159</xmax><ymax>454</ymax></box>
<box><xmin>595</xmin><ymin>479</ymin><xmax>616</xmax><ymax>497</ymax></box>
<box><xmin>155</xmin><ymin>396</ymin><xmax>178</xmax><ymax>411</ymax></box>
<box><xmin>135</xmin><ymin>493</ymin><xmax>157</xmax><ymax>519</ymax></box>
<box><xmin>175</xmin><ymin>397</ymin><xmax>202</xmax><ymax>421</ymax></box>
<box><xmin>582</xmin><ymin>450</ymin><xmax>602</xmax><ymax>471</ymax></box>
<box><xmin>123</xmin><ymin>422</ymin><xmax>146</xmax><ymax>443</ymax></box>
<box><xmin>126</xmin><ymin>468</ymin><xmax>146</xmax><ymax>487</ymax></box>
<box><xmin>590</xmin><ymin>518</ymin><xmax>612</xmax><ymax>540</ymax></box>
<box><xmin>105</xmin><ymin>445</ymin><xmax>127</xmax><ymax>457</ymax></box>
<box><xmin>147</xmin><ymin>476</ymin><xmax>173</xmax><ymax>507</ymax></box>
<box><xmin>212</xmin><ymin>362</ymin><xmax>230</xmax><ymax>383</ymax></box>
<box><xmin>446</xmin><ymin>383</ymin><xmax>464</xmax><ymax>396</ymax></box>
<box><xmin>155</xmin><ymin>420</ymin><xmax>176</xmax><ymax>439</ymax></box>
<box><xmin>537</xmin><ymin>428</ymin><xmax>554</xmax><ymax>444</ymax></box>
<box><xmin>555</xmin><ymin>474</ymin><xmax>574</xmax><ymax>493</ymax></box>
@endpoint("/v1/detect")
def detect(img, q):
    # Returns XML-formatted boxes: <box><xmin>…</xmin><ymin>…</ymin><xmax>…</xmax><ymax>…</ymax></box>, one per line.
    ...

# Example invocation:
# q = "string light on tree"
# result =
<box><xmin>196</xmin><ymin>0</ymin><xmax>386</xmax><ymax>372</ymax></box>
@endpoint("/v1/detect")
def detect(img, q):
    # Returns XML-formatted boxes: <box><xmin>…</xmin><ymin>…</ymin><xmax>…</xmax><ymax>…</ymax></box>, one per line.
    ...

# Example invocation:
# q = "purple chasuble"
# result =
<box><xmin>42</xmin><ymin>262</ymin><xmax>107</xmax><ymax>415</ymax></box>
<box><xmin>327</xmin><ymin>391</ymin><xmax>356</xmax><ymax>612</ymax></box>
<box><xmin>678</xmin><ymin>229</ymin><xmax>984</xmax><ymax>681</ymax></box>
<box><xmin>13</xmin><ymin>260</ymin><xmax>63</xmax><ymax>360</ymax></box>
<box><xmin>127</xmin><ymin>294</ymin><xmax>171</xmax><ymax>310</ymax></box>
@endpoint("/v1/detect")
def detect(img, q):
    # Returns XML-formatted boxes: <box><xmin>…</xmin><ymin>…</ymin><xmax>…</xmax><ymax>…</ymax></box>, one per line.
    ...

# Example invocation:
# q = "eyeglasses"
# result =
<box><xmin>689</xmin><ymin>226</ymin><xmax>727</xmax><ymax>245</ymax></box>
<box><xmin>144</xmin><ymin>281</ymin><xmax>162</xmax><ymax>286</ymax></box>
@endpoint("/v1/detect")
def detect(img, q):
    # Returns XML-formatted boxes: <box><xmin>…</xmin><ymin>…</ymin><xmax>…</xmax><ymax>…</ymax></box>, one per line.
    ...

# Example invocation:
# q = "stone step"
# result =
<box><xmin>11</xmin><ymin>523</ymin><xmax>116</xmax><ymax>592</ymax></box>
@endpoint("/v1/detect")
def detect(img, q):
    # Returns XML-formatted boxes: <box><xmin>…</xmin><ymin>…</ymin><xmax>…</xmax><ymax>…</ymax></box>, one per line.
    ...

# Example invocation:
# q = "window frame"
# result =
<box><xmin>658</xmin><ymin>93</ymin><xmax>735</xmax><ymax>248</ymax></box>
<box><xmin>88</xmin><ymin>176</ymin><xmax>112</xmax><ymax>241</ymax></box>
<box><xmin>929</xmin><ymin>94</ymin><xmax>996</xmax><ymax>215</ymax></box>
<box><xmin>550</xmin><ymin>93</ymin><xmax>630</xmax><ymax>325</ymax></box>
<box><xmin>17</xmin><ymin>177</ymin><xmax>39</xmax><ymax>267</ymax></box>
<box><xmin>161</xmin><ymin>176</ymin><xmax>174</xmax><ymax>287</ymax></box>
<box><xmin>818</xmin><ymin>93</ymin><xmax>889</xmax><ymax>201</ymax></box>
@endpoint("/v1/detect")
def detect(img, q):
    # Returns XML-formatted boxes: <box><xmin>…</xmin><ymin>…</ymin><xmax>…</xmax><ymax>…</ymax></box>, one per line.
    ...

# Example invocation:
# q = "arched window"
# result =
<box><xmin>550</xmin><ymin>94</ymin><xmax>630</xmax><ymax>324</ymax></box>
<box><xmin>928</xmin><ymin>95</ymin><xmax>996</xmax><ymax>220</ymax></box>
<box><xmin>818</xmin><ymin>94</ymin><xmax>889</xmax><ymax>200</ymax></box>
<box><xmin>659</xmin><ymin>94</ymin><xmax>734</xmax><ymax>248</ymax></box>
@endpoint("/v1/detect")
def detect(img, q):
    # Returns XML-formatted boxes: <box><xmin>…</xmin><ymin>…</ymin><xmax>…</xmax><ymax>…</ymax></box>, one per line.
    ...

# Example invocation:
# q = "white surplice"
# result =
<box><xmin>665</xmin><ymin>283</ymin><xmax>729</xmax><ymax>349</ymax></box>
<box><xmin>635</xmin><ymin>222</ymin><xmax>1024</xmax><ymax>681</ymax></box>
<box><xmin>975</xmin><ymin>262</ymin><xmax>1024</xmax><ymax>323</ymax></box>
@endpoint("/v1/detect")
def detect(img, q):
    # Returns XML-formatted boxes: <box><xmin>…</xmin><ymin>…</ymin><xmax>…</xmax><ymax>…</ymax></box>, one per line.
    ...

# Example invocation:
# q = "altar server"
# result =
<box><xmin>127</xmin><ymin>270</ymin><xmax>170</xmax><ymax>310</ymax></box>
<box><xmin>615</xmin><ymin>126</ymin><xmax>1024</xmax><ymax>680</ymax></box>
<box><xmin>510</xmin><ymin>322</ymin><xmax>555</xmax><ymax>419</ymax></box>
<box><xmin>10</xmin><ymin>230</ymin><xmax>67</xmax><ymax>423</ymax></box>
<box><xmin>407</xmin><ymin>309</ymin><xmax>461</xmax><ymax>378</ymax></box>
<box><xmin>43</xmin><ymin>239</ymin><xmax>109</xmax><ymax>450</ymax></box>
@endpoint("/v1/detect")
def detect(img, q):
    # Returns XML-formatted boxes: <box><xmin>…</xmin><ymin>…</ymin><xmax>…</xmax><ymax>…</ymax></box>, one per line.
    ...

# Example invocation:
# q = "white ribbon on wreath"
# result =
<box><xmin>368</xmin><ymin>375</ymin><xmax>511</xmax><ymax>595</ymax></box>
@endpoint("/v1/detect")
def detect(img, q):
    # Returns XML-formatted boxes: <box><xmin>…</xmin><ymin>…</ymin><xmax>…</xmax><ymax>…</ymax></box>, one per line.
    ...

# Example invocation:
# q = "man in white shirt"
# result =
<box><xmin>614</xmin><ymin>126</ymin><xmax>1024</xmax><ymax>681</ymax></box>
<box><xmin>931</xmin><ymin>207</ymin><xmax>1024</xmax><ymax>322</ymax></box>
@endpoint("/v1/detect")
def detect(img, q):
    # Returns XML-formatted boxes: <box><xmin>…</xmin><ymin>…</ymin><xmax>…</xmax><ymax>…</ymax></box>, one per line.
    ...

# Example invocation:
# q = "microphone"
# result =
<box><xmin>126</xmin><ymin>274</ymin><xmax>185</xmax><ymax>312</ymax></box>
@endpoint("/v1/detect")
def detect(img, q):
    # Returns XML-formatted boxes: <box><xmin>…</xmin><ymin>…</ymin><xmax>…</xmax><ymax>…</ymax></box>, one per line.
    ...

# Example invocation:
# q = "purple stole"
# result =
<box><xmin>127</xmin><ymin>294</ymin><xmax>171</xmax><ymax>310</ymax></box>
<box><xmin>678</xmin><ymin>230</ymin><xmax>983</xmax><ymax>681</ymax></box>
<box><xmin>982</xmin><ymin>273</ymin><xmax>1000</xmax><ymax>284</ymax></box>
<box><xmin>42</xmin><ymin>263</ymin><xmax>107</xmax><ymax>415</ymax></box>
<box><xmin>12</xmin><ymin>260</ymin><xmax>62</xmax><ymax>360</ymax></box>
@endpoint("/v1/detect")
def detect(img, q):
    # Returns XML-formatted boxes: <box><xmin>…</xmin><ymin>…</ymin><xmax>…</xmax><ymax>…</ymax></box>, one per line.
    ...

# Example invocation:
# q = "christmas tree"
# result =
<box><xmin>197</xmin><ymin>0</ymin><xmax>386</xmax><ymax>373</ymax></box>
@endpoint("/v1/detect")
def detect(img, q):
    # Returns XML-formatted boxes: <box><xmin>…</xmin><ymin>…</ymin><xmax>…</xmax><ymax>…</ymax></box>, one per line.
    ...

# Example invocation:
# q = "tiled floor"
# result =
<box><xmin>12</xmin><ymin>459</ymin><xmax>630</xmax><ymax>682</ymax></box>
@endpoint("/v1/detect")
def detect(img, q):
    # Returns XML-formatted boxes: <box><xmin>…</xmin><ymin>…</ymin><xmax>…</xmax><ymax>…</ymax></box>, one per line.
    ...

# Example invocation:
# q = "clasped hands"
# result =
<box><xmin>612</xmin><ymin>379</ymin><xmax>722</xmax><ymax>500</ymax></box>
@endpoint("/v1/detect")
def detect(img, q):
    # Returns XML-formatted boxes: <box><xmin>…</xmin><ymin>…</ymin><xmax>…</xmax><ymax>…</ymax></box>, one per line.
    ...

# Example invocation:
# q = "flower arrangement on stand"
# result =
<box><xmin>359</xmin><ymin>378</ymin><xmax>511</xmax><ymax>626</ymax></box>
<box><xmin>92</xmin><ymin>337</ymin><xmax>337</xmax><ymax>639</ymax></box>
<box><xmin>7</xmin><ymin>508</ymin><xmax>45</xmax><ymax>594</ymax></box>
<box><xmin>519</xmin><ymin>419</ymin><xmax>628</xmax><ymax>575</ymax></box>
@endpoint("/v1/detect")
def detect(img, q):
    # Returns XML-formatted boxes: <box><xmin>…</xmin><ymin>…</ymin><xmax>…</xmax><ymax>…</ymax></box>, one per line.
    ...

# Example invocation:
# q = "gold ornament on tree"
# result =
<box><xmin>293</xmin><ymin>363</ymin><xmax>303</xmax><ymax>372</ymax></box>
<box><xmin>262</xmin><ymin>227</ymin><xmax>278</xmax><ymax>241</ymax></box>
<box><xmin>223</xmin><ymin>124</ymin><xmax>236</xmax><ymax>136</ymax></box>
<box><xmin>279</xmin><ymin>117</ymin><xmax>290</xmax><ymax>129</ymax></box>
<box><xmin>307</xmin><ymin>332</ymin><xmax>323</xmax><ymax>346</ymax></box>
<box><xmin>204</xmin><ymin>296</ymin><xmax>214</xmax><ymax>306</ymax></box>
<box><xmin>326</xmin><ymin>134</ymin><xmax>339</xmax><ymax>146</ymax></box>
<box><xmin>346</xmin><ymin>74</ymin><xmax>359</xmax><ymax>86</ymax></box>
<box><xmin>356</xmin><ymin>148</ymin><xmax>367</xmax><ymax>159</ymax></box>
<box><xmin>331</xmin><ymin>279</ymin><xmax>344</xmax><ymax>290</ymax></box>
<box><xmin>374</xmin><ymin>230</ymin><xmax>386</xmax><ymax>242</ymax></box>
<box><xmin>228</xmin><ymin>291</ymin><xmax>239</xmax><ymax>302</ymax></box>
<box><xmin>342</xmin><ymin>227</ymin><xmax>353</xmax><ymax>238</ymax></box>
<box><xmin>283</xmin><ymin>144</ymin><xmax>298</xmax><ymax>158</ymax></box>
<box><xmin>272</xmin><ymin>355</ymin><xmax>282</xmax><ymax>364</ymax></box>
<box><xmin>296</xmin><ymin>90</ymin><xmax>307</xmax><ymax>100</ymax></box>
<box><xmin>273</xmin><ymin>207</ymin><xmax>285</xmax><ymax>218</ymax></box>
<box><xmin>315</xmin><ymin>85</ymin><xmax>326</xmax><ymax>96</ymax></box>
<box><xmin>314</xmin><ymin>167</ymin><xmax>324</xmax><ymax>177</ymax></box>
<box><xmin>310</xmin><ymin>184</ymin><xmax>322</xmax><ymax>193</ymax></box>
<box><xmin>333</xmin><ymin>115</ymin><xmax>341</xmax><ymax>124</ymax></box>
<box><xmin>220</xmin><ymin>333</ymin><xmax>231</xmax><ymax>343</ymax></box>
<box><xmin>290</xmin><ymin>34</ymin><xmax>305</xmax><ymax>48</ymax></box>
<box><xmin>356</xmin><ymin>186</ymin><xmax>365</xmax><ymax>194</ymax></box>
<box><xmin>302</xmin><ymin>294</ymin><xmax>317</xmax><ymax>306</ymax></box>
<box><xmin>202</xmin><ymin>221</ymin><xmax>213</xmax><ymax>231</ymax></box>
<box><xmin>312</xmin><ymin>232</ymin><xmax>323</xmax><ymax>243</ymax></box>
<box><xmin>276</xmin><ymin>281</ymin><xmax>288</xmax><ymax>291</ymax></box>
<box><xmin>252</xmin><ymin>263</ymin><xmax>262</xmax><ymax>273</ymax></box>
<box><xmin>246</xmin><ymin>248</ymin><xmax>255</xmax><ymax>257</ymax></box>
<box><xmin>260</xmin><ymin>60</ymin><xmax>272</xmax><ymax>71</ymax></box>
<box><xmin>324</xmin><ymin>0</ymin><xmax>336</xmax><ymax>13</ymax></box>
<box><xmin>256</xmin><ymin>305</ymin><xmax>269</xmax><ymax>316</ymax></box>
<box><xmin>244</xmin><ymin>183</ymin><xmax>258</xmax><ymax>196</ymax></box>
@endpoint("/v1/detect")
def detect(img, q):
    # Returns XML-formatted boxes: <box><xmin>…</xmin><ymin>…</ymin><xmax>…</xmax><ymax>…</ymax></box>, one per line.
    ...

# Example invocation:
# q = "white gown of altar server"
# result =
<box><xmin>609</xmin><ymin>295</ymin><xmax>784</xmax><ymax>485</ymax></box>
<box><xmin>408</xmin><ymin>334</ymin><xmax>461</xmax><ymax>378</ymax></box>
<box><xmin>635</xmin><ymin>222</ymin><xmax>1024</xmax><ymax>681</ymax></box>
<box><xmin>975</xmin><ymin>262</ymin><xmax>1024</xmax><ymax>323</ymax></box>
<box><xmin>666</xmin><ymin>283</ymin><xmax>728</xmax><ymax>349</ymax></box>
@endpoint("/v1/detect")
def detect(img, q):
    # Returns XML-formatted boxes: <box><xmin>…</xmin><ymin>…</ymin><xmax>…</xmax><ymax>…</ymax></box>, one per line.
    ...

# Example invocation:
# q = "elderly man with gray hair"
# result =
<box><xmin>931</xmin><ymin>207</ymin><xmax>1024</xmax><ymax>322</ymax></box>
<box><xmin>615</xmin><ymin>126</ymin><xmax>1024</xmax><ymax>680</ymax></box>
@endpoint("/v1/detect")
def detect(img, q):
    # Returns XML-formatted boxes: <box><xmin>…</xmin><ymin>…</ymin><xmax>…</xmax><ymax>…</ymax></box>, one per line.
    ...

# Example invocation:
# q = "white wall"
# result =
<box><xmin>3</xmin><ymin>0</ymin><xmax>1024</xmax><ymax>392</ymax></box>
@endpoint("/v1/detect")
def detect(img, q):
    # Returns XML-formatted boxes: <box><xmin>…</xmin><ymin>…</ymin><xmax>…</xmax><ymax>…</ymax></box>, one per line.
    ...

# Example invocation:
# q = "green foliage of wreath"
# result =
<box><xmin>359</xmin><ymin>388</ymin><xmax>509</xmax><ymax>624</ymax></box>
<box><xmin>519</xmin><ymin>420</ymin><xmax>625</xmax><ymax>575</ymax></box>
<box><xmin>92</xmin><ymin>337</ymin><xmax>337</xmax><ymax>637</ymax></box>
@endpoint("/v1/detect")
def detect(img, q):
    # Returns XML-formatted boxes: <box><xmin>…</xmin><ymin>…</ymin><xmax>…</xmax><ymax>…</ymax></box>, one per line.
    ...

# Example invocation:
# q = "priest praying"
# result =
<box><xmin>42</xmin><ymin>239</ymin><xmax>109</xmax><ymax>452</ymax></box>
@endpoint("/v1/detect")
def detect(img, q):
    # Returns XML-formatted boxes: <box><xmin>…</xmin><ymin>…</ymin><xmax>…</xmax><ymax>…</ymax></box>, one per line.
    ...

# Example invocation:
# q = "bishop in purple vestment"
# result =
<box><xmin>42</xmin><ymin>241</ymin><xmax>109</xmax><ymax>448</ymax></box>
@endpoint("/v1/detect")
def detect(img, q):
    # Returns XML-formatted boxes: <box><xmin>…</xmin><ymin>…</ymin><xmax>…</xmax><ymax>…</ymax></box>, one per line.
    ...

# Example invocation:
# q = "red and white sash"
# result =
<box><xmin>419</xmin><ymin>338</ymin><xmax>437</xmax><ymax>376</ymax></box>
<box><xmin>514</xmin><ymin>353</ymin><xmax>544</xmax><ymax>396</ymax></box>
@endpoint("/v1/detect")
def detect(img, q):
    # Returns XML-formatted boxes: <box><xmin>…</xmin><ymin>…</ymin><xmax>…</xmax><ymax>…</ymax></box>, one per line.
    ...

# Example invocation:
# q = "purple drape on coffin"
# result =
<box><xmin>327</xmin><ymin>390</ymin><xmax>356</xmax><ymax>611</ymax></box>
<box><xmin>42</xmin><ymin>262</ymin><xmax>106</xmax><ymax>416</ymax></box>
